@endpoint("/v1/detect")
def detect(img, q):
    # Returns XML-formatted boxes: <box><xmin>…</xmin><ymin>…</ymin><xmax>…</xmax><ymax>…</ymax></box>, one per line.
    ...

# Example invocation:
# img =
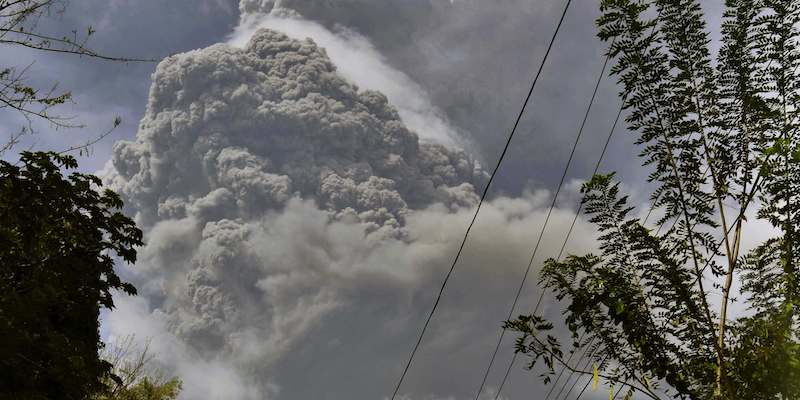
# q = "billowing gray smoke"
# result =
<box><xmin>110</xmin><ymin>29</ymin><xmax>487</xmax><ymax>230</ymax></box>
<box><xmin>100</xmin><ymin>19</ymin><xmax>615</xmax><ymax>400</ymax></box>
<box><xmin>104</xmin><ymin>28</ymin><xmax>562</xmax><ymax>399</ymax></box>
<box><xmin>98</xmin><ymin>2</ymin><xmax>747</xmax><ymax>399</ymax></box>
<box><xmin>236</xmin><ymin>0</ymin><xmax>629</xmax><ymax>196</ymax></box>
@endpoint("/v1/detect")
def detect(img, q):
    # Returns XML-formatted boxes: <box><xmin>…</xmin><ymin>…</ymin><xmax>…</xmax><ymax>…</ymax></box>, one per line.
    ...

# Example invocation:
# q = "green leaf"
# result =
<box><xmin>624</xmin><ymin>388</ymin><xmax>634</xmax><ymax>400</ymax></box>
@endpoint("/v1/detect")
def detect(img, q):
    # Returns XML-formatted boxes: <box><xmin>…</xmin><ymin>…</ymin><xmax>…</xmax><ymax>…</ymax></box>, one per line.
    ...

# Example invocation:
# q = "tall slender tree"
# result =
<box><xmin>506</xmin><ymin>0</ymin><xmax>799</xmax><ymax>398</ymax></box>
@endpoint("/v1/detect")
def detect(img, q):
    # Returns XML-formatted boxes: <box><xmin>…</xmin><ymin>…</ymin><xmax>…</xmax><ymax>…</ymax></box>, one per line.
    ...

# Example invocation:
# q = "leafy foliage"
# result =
<box><xmin>0</xmin><ymin>151</ymin><xmax>143</xmax><ymax>400</ymax></box>
<box><xmin>89</xmin><ymin>335</ymin><xmax>183</xmax><ymax>400</ymax></box>
<box><xmin>507</xmin><ymin>0</ymin><xmax>800</xmax><ymax>398</ymax></box>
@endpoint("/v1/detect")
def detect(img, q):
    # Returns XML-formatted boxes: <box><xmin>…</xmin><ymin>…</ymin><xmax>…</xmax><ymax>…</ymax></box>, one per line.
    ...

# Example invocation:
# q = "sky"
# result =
<box><xmin>1</xmin><ymin>0</ymin><xmax>649</xmax><ymax>188</ymax></box>
<box><xmin>0</xmin><ymin>1</ymin><xmax>772</xmax><ymax>399</ymax></box>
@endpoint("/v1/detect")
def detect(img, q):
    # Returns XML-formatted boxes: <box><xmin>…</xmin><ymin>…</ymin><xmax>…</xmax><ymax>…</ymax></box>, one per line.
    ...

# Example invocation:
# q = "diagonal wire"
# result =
<box><xmin>567</xmin><ymin>166</ymin><xmax>764</xmax><ymax>400</ymax></box>
<box><xmin>491</xmin><ymin>81</ymin><xmax>626</xmax><ymax>400</ymax></box>
<box><xmin>556</xmin><ymin>341</ymin><xmax>601</xmax><ymax>400</ymax></box>
<box><xmin>574</xmin><ymin>356</ymin><xmax>606</xmax><ymax>400</ymax></box>
<box><xmin>574</xmin><ymin>356</ymin><xmax>622</xmax><ymax>400</ymax></box>
<box><xmin>471</xmin><ymin>30</ymin><xmax>616</xmax><ymax>400</ymax></box>
<box><xmin>551</xmin><ymin>335</ymin><xmax>594</xmax><ymax>400</ymax></box>
<box><xmin>482</xmin><ymin>6</ymin><xmax>786</xmax><ymax>400</ymax></box>
<box><xmin>544</xmin><ymin>17</ymin><xmax>664</xmax><ymax>398</ymax></box>
<box><xmin>388</xmin><ymin>0</ymin><xmax>574</xmax><ymax>398</ymax></box>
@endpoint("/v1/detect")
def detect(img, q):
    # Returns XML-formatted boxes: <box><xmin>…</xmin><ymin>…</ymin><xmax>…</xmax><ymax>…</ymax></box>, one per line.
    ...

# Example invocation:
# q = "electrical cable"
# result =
<box><xmin>557</xmin><ymin>350</ymin><xmax>597</xmax><ymax>400</ymax></box>
<box><xmin>492</xmin><ymin>87</ymin><xmax>626</xmax><ymax>400</ymax></box>
<box><xmin>395</xmin><ymin>3</ymin><xmax>782</xmax><ymax>399</ymax></box>
<box><xmin>472</xmin><ymin>31</ymin><xmax>616</xmax><ymax>400</ymax></box>
<box><xmin>551</xmin><ymin>336</ymin><xmax>595</xmax><ymax>400</ymax></box>
<box><xmin>388</xmin><ymin>0</ymin><xmax>574</xmax><ymax>397</ymax></box>
<box><xmin>573</xmin><ymin>356</ymin><xmax>624</xmax><ymax>400</ymax></box>
<box><xmin>574</xmin><ymin>356</ymin><xmax>605</xmax><ymax>400</ymax></box>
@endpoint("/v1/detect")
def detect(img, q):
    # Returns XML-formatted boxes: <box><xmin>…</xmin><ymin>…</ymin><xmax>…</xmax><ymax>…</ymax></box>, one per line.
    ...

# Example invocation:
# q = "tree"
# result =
<box><xmin>0</xmin><ymin>151</ymin><xmax>143</xmax><ymax>399</ymax></box>
<box><xmin>0</xmin><ymin>0</ymin><xmax>158</xmax><ymax>156</ymax></box>
<box><xmin>506</xmin><ymin>0</ymin><xmax>799</xmax><ymax>398</ymax></box>
<box><xmin>89</xmin><ymin>335</ymin><xmax>183</xmax><ymax>400</ymax></box>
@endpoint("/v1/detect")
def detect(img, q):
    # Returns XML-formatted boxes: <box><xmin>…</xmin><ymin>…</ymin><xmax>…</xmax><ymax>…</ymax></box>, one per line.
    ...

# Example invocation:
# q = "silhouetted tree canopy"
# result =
<box><xmin>0</xmin><ymin>151</ymin><xmax>143</xmax><ymax>399</ymax></box>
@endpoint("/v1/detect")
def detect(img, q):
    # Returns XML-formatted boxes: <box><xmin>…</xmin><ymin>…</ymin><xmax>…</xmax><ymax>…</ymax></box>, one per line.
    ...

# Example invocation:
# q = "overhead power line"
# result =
<box><xmin>492</xmin><ymin>103</ymin><xmax>625</xmax><ymax>400</ymax></box>
<box><xmin>555</xmin><ymin>338</ymin><xmax>600</xmax><ymax>400</ymax></box>
<box><xmin>547</xmin><ymin>332</ymin><xmax>590</xmax><ymax>400</ymax></box>
<box><xmin>472</xmin><ymin>36</ymin><xmax>619</xmax><ymax>400</ymax></box>
<box><xmin>531</xmin><ymin>16</ymin><xmax>665</xmax><ymax>398</ymax></box>
<box><xmin>388</xmin><ymin>0</ymin><xmax>574</xmax><ymax>398</ymax></box>
<box><xmin>567</xmin><ymin>192</ymin><xmax>757</xmax><ymax>400</ymax></box>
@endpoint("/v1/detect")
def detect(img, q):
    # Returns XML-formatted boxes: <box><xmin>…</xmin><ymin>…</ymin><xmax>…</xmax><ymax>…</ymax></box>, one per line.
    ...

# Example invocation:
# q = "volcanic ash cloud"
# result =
<box><xmin>104</xmin><ymin>29</ymin><xmax>511</xmax><ymax>398</ymax></box>
<box><xmin>110</xmin><ymin>29</ymin><xmax>487</xmax><ymax>230</ymax></box>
